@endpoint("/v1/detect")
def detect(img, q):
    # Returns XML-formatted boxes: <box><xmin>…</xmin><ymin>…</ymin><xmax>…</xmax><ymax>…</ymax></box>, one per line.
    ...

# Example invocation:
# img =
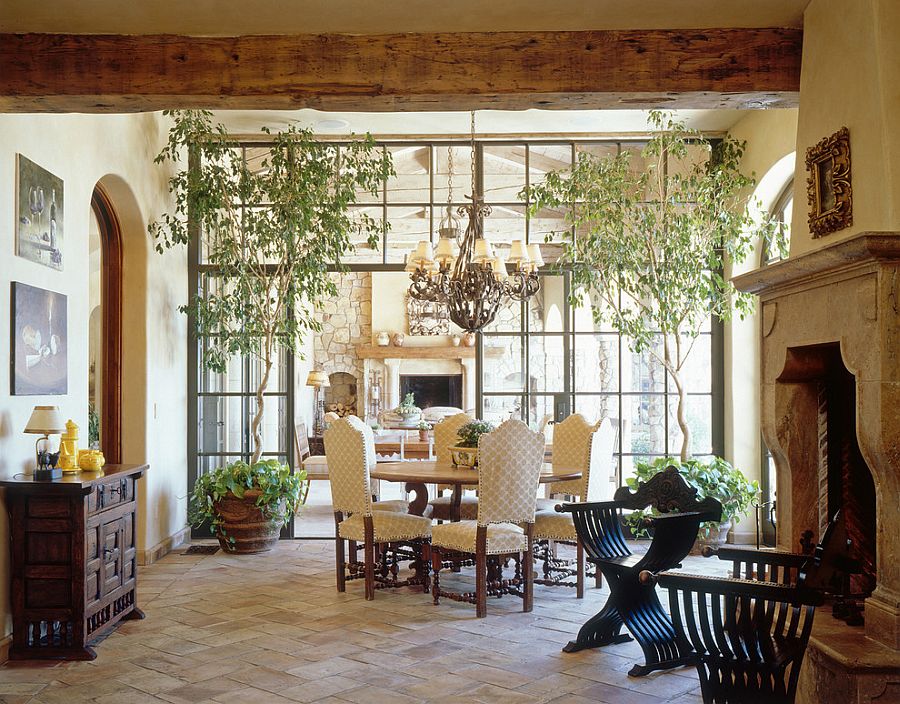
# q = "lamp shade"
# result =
<box><xmin>490</xmin><ymin>254</ymin><xmax>508</xmax><ymax>280</ymax></box>
<box><xmin>473</xmin><ymin>238</ymin><xmax>495</xmax><ymax>264</ymax></box>
<box><xmin>508</xmin><ymin>239</ymin><xmax>530</xmax><ymax>264</ymax></box>
<box><xmin>434</xmin><ymin>237</ymin><xmax>458</xmax><ymax>263</ymax></box>
<box><xmin>527</xmin><ymin>243</ymin><xmax>545</xmax><ymax>268</ymax></box>
<box><xmin>305</xmin><ymin>370</ymin><xmax>330</xmax><ymax>387</ymax></box>
<box><xmin>24</xmin><ymin>405</ymin><xmax>66</xmax><ymax>434</ymax></box>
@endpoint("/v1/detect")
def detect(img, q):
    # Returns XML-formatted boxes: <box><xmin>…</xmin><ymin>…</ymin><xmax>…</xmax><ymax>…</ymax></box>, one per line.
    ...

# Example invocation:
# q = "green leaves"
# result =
<box><xmin>523</xmin><ymin>111</ymin><xmax>780</xmax><ymax>460</ymax></box>
<box><xmin>188</xmin><ymin>459</ymin><xmax>309</xmax><ymax>537</ymax></box>
<box><xmin>456</xmin><ymin>420</ymin><xmax>495</xmax><ymax>448</ymax></box>
<box><xmin>150</xmin><ymin>110</ymin><xmax>394</xmax><ymax>462</ymax></box>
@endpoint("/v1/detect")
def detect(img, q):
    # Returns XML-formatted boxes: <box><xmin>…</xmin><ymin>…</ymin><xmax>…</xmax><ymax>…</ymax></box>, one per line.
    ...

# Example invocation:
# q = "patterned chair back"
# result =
<box><xmin>477</xmin><ymin>419</ymin><xmax>545</xmax><ymax>526</ymax></box>
<box><xmin>434</xmin><ymin>412</ymin><xmax>473</xmax><ymax>464</ymax></box>
<box><xmin>324</xmin><ymin>415</ymin><xmax>376</xmax><ymax>516</ymax></box>
<box><xmin>549</xmin><ymin>414</ymin><xmax>598</xmax><ymax>500</ymax></box>
<box><xmin>583</xmin><ymin>417</ymin><xmax>617</xmax><ymax>502</ymax></box>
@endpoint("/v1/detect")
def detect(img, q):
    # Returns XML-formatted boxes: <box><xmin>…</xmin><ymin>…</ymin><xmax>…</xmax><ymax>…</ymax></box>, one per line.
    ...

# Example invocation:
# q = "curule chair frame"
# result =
<box><xmin>644</xmin><ymin>514</ymin><xmax>853</xmax><ymax>704</ymax></box>
<box><xmin>558</xmin><ymin>465</ymin><xmax>722</xmax><ymax>676</ymax></box>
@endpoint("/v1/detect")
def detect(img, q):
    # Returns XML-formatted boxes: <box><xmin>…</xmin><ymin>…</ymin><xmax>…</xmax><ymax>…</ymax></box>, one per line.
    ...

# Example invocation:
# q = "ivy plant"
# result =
<box><xmin>624</xmin><ymin>456</ymin><xmax>759</xmax><ymax>537</ymax></box>
<box><xmin>524</xmin><ymin>111</ymin><xmax>786</xmax><ymax>461</ymax></box>
<box><xmin>188</xmin><ymin>459</ymin><xmax>307</xmax><ymax>543</ymax></box>
<box><xmin>151</xmin><ymin>110</ymin><xmax>393</xmax><ymax>465</ymax></box>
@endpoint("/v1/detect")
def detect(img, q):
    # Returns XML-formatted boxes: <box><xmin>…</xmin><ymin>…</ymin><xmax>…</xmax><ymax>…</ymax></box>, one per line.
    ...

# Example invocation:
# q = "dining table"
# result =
<box><xmin>371</xmin><ymin>460</ymin><xmax>582</xmax><ymax>521</ymax></box>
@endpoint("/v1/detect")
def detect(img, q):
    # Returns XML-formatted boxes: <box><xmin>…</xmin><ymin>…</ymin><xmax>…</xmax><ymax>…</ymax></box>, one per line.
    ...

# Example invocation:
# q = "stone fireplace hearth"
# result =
<box><xmin>734</xmin><ymin>233</ymin><xmax>900</xmax><ymax>703</ymax></box>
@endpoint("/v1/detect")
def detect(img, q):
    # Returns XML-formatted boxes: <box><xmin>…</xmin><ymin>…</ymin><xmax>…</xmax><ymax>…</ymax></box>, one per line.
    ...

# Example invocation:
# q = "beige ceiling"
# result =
<box><xmin>2</xmin><ymin>0</ymin><xmax>809</xmax><ymax>34</ymax></box>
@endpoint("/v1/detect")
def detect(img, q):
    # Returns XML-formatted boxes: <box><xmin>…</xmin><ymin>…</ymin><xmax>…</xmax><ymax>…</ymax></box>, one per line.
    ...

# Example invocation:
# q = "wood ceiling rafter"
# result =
<box><xmin>0</xmin><ymin>28</ymin><xmax>801</xmax><ymax>112</ymax></box>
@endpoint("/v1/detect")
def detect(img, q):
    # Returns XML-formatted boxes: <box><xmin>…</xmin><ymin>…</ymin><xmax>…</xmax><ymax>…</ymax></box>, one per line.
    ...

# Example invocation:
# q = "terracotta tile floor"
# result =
<box><xmin>0</xmin><ymin>539</ymin><xmax>733</xmax><ymax>703</ymax></box>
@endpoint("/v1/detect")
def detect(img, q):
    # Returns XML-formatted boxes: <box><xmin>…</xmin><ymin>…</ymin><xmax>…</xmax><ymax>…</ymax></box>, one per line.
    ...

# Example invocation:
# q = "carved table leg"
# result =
<box><xmin>405</xmin><ymin>482</ymin><xmax>429</xmax><ymax>516</ymax></box>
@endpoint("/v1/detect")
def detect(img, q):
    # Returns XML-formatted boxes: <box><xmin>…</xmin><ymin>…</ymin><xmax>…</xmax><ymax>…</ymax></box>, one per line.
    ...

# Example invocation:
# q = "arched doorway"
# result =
<box><xmin>89</xmin><ymin>184</ymin><xmax>123</xmax><ymax>463</ymax></box>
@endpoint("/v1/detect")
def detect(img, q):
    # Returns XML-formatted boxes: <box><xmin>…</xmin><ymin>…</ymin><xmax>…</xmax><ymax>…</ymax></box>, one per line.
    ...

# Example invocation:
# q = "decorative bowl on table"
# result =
<box><xmin>449</xmin><ymin>446</ymin><xmax>478</xmax><ymax>468</ymax></box>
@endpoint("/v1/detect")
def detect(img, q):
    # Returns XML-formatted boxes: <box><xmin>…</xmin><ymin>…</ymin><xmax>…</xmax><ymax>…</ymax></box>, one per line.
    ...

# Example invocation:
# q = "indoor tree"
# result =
<box><xmin>525</xmin><ymin>111</ymin><xmax>783</xmax><ymax>462</ymax></box>
<box><xmin>152</xmin><ymin>110</ymin><xmax>393</xmax><ymax>464</ymax></box>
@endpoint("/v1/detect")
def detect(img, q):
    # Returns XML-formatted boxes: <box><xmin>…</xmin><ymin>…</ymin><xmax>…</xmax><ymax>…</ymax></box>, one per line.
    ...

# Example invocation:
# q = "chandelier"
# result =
<box><xmin>406</xmin><ymin>112</ymin><xmax>542</xmax><ymax>333</ymax></box>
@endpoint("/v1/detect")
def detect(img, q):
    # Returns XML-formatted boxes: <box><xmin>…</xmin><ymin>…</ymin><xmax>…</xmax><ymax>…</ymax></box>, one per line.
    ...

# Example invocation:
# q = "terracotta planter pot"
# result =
<box><xmin>691</xmin><ymin>518</ymin><xmax>733</xmax><ymax>555</ymax></box>
<box><xmin>214</xmin><ymin>490</ymin><xmax>284</xmax><ymax>554</ymax></box>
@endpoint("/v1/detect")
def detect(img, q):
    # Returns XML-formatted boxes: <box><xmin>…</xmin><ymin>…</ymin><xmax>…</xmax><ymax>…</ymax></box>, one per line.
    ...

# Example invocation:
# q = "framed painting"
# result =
<box><xmin>11</xmin><ymin>282</ymin><xmax>68</xmax><ymax>395</ymax></box>
<box><xmin>806</xmin><ymin>127</ymin><xmax>852</xmax><ymax>238</ymax></box>
<box><xmin>16</xmin><ymin>154</ymin><xmax>64</xmax><ymax>270</ymax></box>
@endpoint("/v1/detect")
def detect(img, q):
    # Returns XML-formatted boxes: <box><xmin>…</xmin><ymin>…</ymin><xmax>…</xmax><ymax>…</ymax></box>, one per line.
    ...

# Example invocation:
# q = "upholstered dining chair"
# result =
<box><xmin>430</xmin><ymin>419</ymin><xmax>545</xmax><ymax>617</ymax></box>
<box><xmin>427</xmin><ymin>412</ymin><xmax>479</xmax><ymax>521</ymax></box>
<box><xmin>533</xmin><ymin>416</ymin><xmax>616</xmax><ymax>597</ymax></box>
<box><xmin>325</xmin><ymin>416</ymin><xmax>432</xmax><ymax>599</ymax></box>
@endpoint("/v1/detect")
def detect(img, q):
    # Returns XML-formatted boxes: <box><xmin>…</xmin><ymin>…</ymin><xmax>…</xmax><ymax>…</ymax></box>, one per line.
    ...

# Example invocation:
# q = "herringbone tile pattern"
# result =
<box><xmin>0</xmin><ymin>540</ymin><xmax>730</xmax><ymax>703</ymax></box>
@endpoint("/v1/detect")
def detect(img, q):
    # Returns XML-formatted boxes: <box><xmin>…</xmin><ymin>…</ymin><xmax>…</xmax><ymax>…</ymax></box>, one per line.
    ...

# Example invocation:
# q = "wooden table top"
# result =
<box><xmin>371</xmin><ymin>460</ymin><xmax>580</xmax><ymax>485</ymax></box>
<box><xmin>0</xmin><ymin>463</ymin><xmax>148</xmax><ymax>492</ymax></box>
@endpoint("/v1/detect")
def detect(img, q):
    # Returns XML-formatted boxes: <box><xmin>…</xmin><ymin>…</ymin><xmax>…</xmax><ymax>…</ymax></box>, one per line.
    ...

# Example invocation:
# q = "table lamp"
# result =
<box><xmin>306</xmin><ymin>370</ymin><xmax>330</xmax><ymax>436</ymax></box>
<box><xmin>23</xmin><ymin>405</ymin><xmax>66</xmax><ymax>480</ymax></box>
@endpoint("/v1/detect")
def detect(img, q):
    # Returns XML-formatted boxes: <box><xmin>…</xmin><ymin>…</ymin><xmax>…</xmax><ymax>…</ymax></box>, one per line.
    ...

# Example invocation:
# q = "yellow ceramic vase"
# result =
<box><xmin>78</xmin><ymin>449</ymin><xmax>106</xmax><ymax>472</ymax></box>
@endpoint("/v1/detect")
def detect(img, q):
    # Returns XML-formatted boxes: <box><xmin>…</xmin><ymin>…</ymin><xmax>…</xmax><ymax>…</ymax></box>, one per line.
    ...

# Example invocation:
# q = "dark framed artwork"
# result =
<box><xmin>16</xmin><ymin>154</ymin><xmax>64</xmax><ymax>270</ymax></box>
<box><xmin>806</xmin><ymin>127</ymin><xmax>852</xmax><ymax>238</ymax></box>
<box><xmin>407</xmin><ymin>295</ymin><xmax>450</xmax><ymax>336</ymax></box>
<box><xmin>11</xmin><ymin>282</ymin><xmax>68</xmax><ymax>395</ymax></box>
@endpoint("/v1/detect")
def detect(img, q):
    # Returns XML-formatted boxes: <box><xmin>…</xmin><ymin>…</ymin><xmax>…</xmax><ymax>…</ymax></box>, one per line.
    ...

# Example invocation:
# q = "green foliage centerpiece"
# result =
<box><xmin>152</xmin><ymin>110</ymin><xmax>393</xmax><ymax>552</ymax></box>
<box><xmin>525</xmin><ymin>111</ymin><xmax>776</xmax><ymax>537</ymax></box>
<box><xmin>450</xmin><ymin>420</ymin><xmax>495</xmax><ymax>468</ymax></box>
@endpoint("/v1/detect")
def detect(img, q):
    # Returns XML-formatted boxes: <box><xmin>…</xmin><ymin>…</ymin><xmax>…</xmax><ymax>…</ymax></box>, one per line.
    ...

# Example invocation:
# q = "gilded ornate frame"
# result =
<box><xmin>806</xmin><ymin>127</ymin><xmax>852</xmax><ymax>238</ymax></box>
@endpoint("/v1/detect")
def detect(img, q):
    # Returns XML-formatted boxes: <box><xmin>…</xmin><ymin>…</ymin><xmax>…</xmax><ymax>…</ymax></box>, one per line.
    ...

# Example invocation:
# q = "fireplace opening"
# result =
<box><xmin>777</xmin><ymin>343</ymin><xmax>876</xmax><ymax>598</ymax></box>
<box><xmin>400</xmin><ymin>374</ymin><xmax>463</xmax><ymax>410</ymax></box>
<box><xmin>325</xmin><ymin>372</ymin><xmax>358</xmax><ymax>417</ymax></box>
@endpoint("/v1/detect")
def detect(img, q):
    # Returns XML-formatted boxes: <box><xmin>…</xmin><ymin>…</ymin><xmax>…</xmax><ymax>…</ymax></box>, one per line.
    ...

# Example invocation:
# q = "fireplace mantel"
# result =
<box><xmin>733</xmin><ymin>231</ymin><xmax>900</xmax><ymax>687</ymax></box>
<box><xmin>733</xmin><ymin>232</ymin><xmax>900</xmax><ymax>296</ymax></box>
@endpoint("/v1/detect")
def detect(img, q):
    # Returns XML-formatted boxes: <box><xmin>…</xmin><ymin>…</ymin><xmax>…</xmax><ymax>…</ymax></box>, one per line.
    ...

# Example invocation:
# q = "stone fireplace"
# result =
<box><xmin>734</xmin><ymin>234</ymin><xmax>900</xmax><ymax>702</ymax></box>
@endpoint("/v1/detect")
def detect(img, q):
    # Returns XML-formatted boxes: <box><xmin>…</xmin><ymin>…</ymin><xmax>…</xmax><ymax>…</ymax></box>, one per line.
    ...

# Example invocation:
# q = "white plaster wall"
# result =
<box><xmin>791</xmin><ymin>0</ymin><xmax>900</xmax><ymax>255</ymax></box>
<box><xmin>0</xmin><ymin>112</ymin><xmax>185</xmax><ymax>644</ymax></box>
<box><xmin>724</xmin><ymin>108</ymin><xmax>799</xmax><ymax>541</ymax></box>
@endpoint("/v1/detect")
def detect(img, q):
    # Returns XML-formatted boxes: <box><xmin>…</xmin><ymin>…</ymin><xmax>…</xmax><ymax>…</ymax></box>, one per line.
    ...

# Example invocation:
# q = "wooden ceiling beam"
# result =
<box><xmin>0</xmin><ymin>29</ymin><xmax>801</xmax><ymax>113</ymax></box>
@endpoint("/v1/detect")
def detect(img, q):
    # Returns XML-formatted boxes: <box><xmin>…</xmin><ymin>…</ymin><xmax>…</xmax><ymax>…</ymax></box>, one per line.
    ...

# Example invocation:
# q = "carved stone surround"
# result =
<box><xmin>734</xmin><ymin>233</ymin><xmax>900</xmax><ymax>703</ymax></box>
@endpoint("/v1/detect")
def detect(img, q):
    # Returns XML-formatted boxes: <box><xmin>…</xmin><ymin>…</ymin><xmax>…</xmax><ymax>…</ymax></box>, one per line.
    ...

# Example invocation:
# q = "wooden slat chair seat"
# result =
<box><xmin>647</xmin><ymin>512</ymin><xmax>855</xmax><ymax>704</ymax></box>
<box><xmin>646</xmin><ymin>571</ymin><xmax>818</xmax><ymax>704</ymax></box>
<box><xmin>558</xmin><ymin>465</ymin><xmax>722</xmax><ymax>676</ymax></box>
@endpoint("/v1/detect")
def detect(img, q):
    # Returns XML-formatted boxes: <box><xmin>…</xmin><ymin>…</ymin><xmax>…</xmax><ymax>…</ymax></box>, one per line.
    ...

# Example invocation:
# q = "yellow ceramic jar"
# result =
<box><xmin>77</xmin><ymin>449</ymin><xmax>106</xmax><ymax>472</ymax></box>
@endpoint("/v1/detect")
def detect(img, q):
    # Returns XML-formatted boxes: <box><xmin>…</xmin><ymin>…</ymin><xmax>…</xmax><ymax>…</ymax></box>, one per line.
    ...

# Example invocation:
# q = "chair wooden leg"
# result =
<box><xmin>364</xmin><ymin>516</ymin><xmax>375</xmax><ymax>601</ymax></box>
<box><xmin>476</xmin><ymin>526</ymin><xmax>488</xmax><ymax>618</ymax></box>
<box><xmin>576</xmin><ymin>541</ymin><xmax>585</xmax><ymax>599</ymax></box>
<box><xmin>594</xmin><ymin>562</ymin><xmax>603</xmax><ymax>589</ymax></box>
<box><xmin>334</xmin><ymin>511</ymin><xmax>346</xmax><ymax>592</ymax></box>
<box><xmin>523</xmin><ymin>526</ymin><xmax>534</xmax><ymax>613</ymax></box>
<box><xmin>431</xmin><ymin>546</ymin><xmax>442</xmax><ymax>605</ymax></box>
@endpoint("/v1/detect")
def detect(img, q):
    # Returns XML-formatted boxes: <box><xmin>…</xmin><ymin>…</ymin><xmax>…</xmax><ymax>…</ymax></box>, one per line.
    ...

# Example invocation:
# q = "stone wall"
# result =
<box><xmin>314</xmin><ymin>272</ymin><xmax>371</xmax><ymax>415</ymax></box>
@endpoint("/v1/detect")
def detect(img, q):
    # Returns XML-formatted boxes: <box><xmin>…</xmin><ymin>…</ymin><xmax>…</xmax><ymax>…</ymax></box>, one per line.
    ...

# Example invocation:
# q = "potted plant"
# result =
<box><xmin>525</xmin><ymin>111</ymin><xmax>781</xmax><ymax>537</ymax></box>
<box><xmin>622</xmin><ymin>457</ymin><xmax>758</xmax><ymax>548</ymax></box>
<box><xmin>393</xmin><ymin>393</ymin><xmax>422</xmax><ymax>426</ymax></box>
<box><xmin>189</xmin><ymin>459</ymin><xmax>306</xmax><ymax>553</ymax></box>
<box><xmin>152</xmin><ymin>110</ymin><xmax>393</xmax><ymax>553</ymax></box>
<box><xmin>417</xmin><ymin>420</ymin><xmax>432</xmax><ymax>442</ymax></box>
<box><xmin>449</xmin><ymin>419</ymin><xmax>495</xmax><ymax>468</ymax></box>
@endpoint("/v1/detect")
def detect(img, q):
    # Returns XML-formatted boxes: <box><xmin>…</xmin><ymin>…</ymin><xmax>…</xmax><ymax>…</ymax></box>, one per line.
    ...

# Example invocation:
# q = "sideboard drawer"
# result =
<box><xmin>88</xmin><ymin>476</ymin><xmax>133</xmax><ymax>515</ymax></box>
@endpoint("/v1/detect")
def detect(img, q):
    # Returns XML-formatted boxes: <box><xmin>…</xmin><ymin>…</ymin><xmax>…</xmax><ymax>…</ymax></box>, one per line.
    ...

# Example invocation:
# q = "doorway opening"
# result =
<box><xmin>88</xmin><ymin>185</ymin><xmax>124</xmax><ymax>464</ymax></box>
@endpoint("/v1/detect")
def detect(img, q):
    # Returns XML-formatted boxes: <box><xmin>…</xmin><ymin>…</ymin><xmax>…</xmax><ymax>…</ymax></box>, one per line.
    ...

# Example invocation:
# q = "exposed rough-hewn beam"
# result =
<box><xmin>0</xmin><ymin>29</ymin><xmax>801</xmax><ymax>112</ymax></box>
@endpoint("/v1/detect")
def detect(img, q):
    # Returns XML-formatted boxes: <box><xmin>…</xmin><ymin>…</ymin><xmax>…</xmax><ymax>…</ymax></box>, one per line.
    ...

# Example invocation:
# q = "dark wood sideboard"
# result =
<box><xmin>0</xmin><ymin>463</ymin><xmax>148</xmax><ymax>660</ymax></box>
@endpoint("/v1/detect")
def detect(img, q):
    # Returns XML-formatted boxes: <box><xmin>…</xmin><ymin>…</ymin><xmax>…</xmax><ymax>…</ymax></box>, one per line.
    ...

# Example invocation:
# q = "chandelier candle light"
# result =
<box><xmin>407</xmin><ymin>112</ymin><xmax>541</xmax><ymax>332</ymax></box>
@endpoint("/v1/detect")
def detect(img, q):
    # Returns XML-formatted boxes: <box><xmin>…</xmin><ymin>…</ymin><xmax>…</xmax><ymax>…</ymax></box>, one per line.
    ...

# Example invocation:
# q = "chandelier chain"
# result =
<box><xmin>470</xmin><ymin>110</ymin><xmax>476</xmax><ymax>199</ymax></box>
<box><xmin>447</xmin><ymin>144</ymin><xmax>454</xmax><ymax>205</ymax></box>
